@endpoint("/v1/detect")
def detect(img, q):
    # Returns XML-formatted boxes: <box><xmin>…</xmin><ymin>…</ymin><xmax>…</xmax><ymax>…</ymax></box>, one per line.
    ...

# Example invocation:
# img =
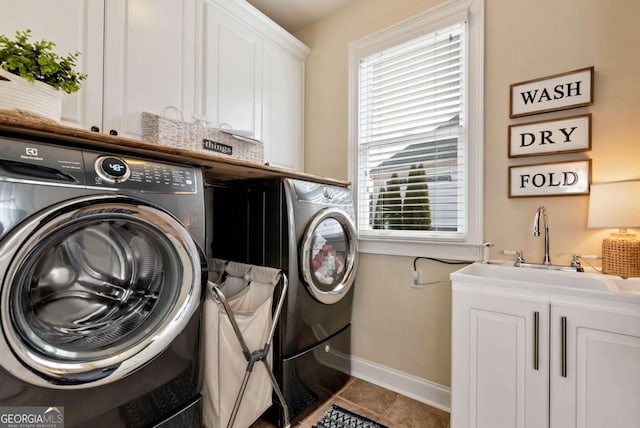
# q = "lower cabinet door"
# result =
<box><xmin>452</xmin><ymin>290</ymin><xmax>550</xmax><ymax>428</ymax></box>
<box><xmin>550</xmin><ymin>303</ymin><xmax>640</xmax><ymax>428</ymax></box>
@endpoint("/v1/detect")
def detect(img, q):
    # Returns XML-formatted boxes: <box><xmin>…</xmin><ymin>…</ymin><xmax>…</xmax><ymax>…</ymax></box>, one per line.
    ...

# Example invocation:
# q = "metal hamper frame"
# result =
<box><xmin>208</xmin><ymin>271</ymin><xmax>290</xmax><ymax>428</ymax></box>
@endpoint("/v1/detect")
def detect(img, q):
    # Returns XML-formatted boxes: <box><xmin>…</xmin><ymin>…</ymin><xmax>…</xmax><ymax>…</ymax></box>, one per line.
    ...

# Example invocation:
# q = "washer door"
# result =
<box><xmin>0</xmin><ymin>195</ymin><xmax>203</xmax><ymax>388</ymax></box>
<box><xmin>300</xmin><ymin>207</ymin><xmax>358</xmax><ymax>304</ymax></box>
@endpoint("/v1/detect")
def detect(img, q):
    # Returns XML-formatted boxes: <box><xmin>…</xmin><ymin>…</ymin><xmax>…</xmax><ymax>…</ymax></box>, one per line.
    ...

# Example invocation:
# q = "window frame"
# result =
<box><xmin>348</xmin><ymin>0</ymin><xmax>484</xmax><ymax>260</ymax></box>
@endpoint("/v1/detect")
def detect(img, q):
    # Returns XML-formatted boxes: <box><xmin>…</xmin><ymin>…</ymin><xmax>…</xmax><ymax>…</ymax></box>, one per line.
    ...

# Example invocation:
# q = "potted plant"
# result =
<box><xmin>0</xmin><ymin>29</ymin><xmax>87</xmax><ymax>122</ymax></box>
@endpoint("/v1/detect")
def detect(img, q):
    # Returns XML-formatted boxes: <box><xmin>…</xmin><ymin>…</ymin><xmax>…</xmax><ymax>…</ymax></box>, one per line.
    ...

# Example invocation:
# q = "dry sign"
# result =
<box><xmin>509</xmin><ymin>159</ymin><xmax>591</xmax><ymax>197</ymax></box>
<box><xmin>510</xmin><ymin>67</ymin><xmax>594</xmax><ymax>118</ymax></box>
<box><xmin>508</xmin><ymin>114</ymin><xmax>591</xmax><ymax>157</ymax></box>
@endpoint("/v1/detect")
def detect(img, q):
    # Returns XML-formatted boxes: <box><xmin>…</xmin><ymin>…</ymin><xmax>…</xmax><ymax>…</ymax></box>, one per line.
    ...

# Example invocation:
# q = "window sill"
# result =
<box><xmin>358</xmin><ymin>237</ymin><xmax>484</xmax><ymax>261</ymax></box>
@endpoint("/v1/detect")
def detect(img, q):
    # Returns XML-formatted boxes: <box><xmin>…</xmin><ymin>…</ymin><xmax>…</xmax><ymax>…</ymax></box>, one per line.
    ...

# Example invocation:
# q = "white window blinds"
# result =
<box><xmin>356</xmin><ymin>22</ymin><xmax>466</xmax><ymax>240</ymax></box>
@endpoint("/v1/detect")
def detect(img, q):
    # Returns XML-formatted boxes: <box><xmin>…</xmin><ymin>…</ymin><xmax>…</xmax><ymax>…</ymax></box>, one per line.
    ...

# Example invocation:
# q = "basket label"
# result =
<box><xmin>202</xmin><ymin>139</ymin><xmax>232</xmax><ymax>155</ymax></box>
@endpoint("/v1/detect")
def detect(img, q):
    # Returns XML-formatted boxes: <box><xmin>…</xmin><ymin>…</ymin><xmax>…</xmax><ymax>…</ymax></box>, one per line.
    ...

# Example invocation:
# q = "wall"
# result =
<box><xmin>485</xmin><ymin>0</ymin><xmax>640</xmax><ymax>263</ymax></box>
<box><xmin>295</xmin><ymin>0</ymin><xmax>640</xmax><ymax>389</ymax></box>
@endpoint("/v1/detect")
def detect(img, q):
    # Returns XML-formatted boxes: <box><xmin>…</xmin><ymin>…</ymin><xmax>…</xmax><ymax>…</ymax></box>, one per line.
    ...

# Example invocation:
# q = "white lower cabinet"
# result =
<box><xmin>452</xmin><ymin>290</ymin><xmax>549</xmax><ymax>428</ymax></box>
<box><xmin>550</xmin><ymin>304</ymin><xmax>640</xmax><ymax>428</ymax></box>
<box><xmin>452</xmin><ymin>287</ymin><xmax>640</xmax><ymax>428</ymax></box>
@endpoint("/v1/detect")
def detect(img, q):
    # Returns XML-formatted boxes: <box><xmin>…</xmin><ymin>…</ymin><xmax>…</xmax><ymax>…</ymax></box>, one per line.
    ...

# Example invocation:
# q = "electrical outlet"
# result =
<box><xmin>411</xmin><ymin>269</ymin><xmax>422</xmax><ymax>288</ymax></box>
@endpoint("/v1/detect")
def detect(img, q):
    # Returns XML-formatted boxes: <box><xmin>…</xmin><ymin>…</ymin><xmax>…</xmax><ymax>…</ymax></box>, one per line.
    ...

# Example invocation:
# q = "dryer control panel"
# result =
<box><xmin>290</xmin><ymin>179</ymin><xmax>354</xmax><ymax>206</ymax></box>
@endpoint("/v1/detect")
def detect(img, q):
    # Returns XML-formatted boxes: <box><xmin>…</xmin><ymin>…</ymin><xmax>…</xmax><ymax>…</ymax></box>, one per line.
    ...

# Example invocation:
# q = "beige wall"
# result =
<box><xmin>295</xmin><ymin>0</ymin><xmax>640</xmax><ymax>388</ymax></box>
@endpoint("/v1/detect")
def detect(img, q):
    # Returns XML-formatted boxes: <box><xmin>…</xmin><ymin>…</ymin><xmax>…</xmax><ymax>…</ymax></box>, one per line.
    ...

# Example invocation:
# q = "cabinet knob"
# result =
<box><xmin>109</xmin><ymin>129</ymin><xmax>118</xmax><ymax>136</ymax></box>
<box><xmin>90</xmin><ymin>126</ymin><xmax>100</xmax><ymax>132</ymax></box>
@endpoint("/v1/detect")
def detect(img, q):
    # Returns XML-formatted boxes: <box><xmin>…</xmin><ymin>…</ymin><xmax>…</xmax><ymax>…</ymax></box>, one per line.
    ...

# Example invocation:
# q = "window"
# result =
<box><xmin>348</xmin><ymin>0</ymin><xmax>483</xmax><ymax>258</ymax></box>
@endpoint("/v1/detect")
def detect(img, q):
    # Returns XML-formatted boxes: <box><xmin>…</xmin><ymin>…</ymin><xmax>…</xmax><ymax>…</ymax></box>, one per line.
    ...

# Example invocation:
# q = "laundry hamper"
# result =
<box><xmin>202</xmin><ymin>260</ymin><xmax>290</xmax><ymax>428</ymax></box>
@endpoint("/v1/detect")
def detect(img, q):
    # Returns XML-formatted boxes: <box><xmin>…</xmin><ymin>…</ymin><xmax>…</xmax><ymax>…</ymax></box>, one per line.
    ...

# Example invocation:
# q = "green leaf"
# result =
<box><xmin>0</xmin><ymin>29</ymin><xmax>86</xmax><ymax>93</ymax></box>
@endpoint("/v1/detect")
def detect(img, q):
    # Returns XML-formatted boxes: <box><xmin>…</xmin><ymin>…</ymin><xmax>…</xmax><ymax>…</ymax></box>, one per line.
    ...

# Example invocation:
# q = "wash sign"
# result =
<box><xmin>510</xmin><ymin>67</ymin><xmax>594</xmax><ymax>117</ymax></box>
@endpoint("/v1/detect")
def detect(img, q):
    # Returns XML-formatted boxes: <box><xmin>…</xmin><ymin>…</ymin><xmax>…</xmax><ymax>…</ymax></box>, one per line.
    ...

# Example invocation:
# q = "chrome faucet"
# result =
<box><xmin>509</xmin><ymin>207</ymin><xmax>580</xmax><ymax>272</ymax></box>
<box><xmin>532</xmin><ymin>206</ymin><xmax>551</xmax><ymax>265</ymax></box>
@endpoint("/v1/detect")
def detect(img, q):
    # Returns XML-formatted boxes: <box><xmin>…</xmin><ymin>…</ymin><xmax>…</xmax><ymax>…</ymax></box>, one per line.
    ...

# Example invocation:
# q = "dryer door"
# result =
<box><xmin>0</xmin><ymin>195</ymin><xmax>203</xmax><ymax>389</ymax></box>
<box><xmin>300</xmin><ymin>207</ymin><xmax>358</xmax><ymax>304</ymax></box>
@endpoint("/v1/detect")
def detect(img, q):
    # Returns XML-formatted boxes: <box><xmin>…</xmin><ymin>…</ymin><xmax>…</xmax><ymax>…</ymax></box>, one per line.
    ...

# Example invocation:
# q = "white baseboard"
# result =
<box><xmin>350</xmin><ymin>355</ymin><xmax>451</xmax><ymax>413</ymax></box>
<box><xmin>316</xmin><ymin>347</ymin><xmax>451</xmax><ymax>412</ymax></box>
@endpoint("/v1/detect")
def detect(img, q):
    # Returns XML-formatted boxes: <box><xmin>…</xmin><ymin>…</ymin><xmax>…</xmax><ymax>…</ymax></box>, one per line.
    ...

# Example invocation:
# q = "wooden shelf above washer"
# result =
<box><xmin>0</xmin><ymin>111</ymin><xmax>349</xmax><ymax>187</ymax></box>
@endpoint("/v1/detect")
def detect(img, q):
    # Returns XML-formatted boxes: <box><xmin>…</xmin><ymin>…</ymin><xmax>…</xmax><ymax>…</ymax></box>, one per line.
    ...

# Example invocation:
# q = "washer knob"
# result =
<box><xmin>96</xmin><ymin>156</ymin><xmax>130</xmax><ymax>183</ymax></box>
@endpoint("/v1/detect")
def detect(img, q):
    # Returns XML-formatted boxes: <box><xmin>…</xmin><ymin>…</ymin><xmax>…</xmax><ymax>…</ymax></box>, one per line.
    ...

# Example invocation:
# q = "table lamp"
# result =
<box><xmin>588</xmin><ymin>180</ymin><xmax>640</xmax><ymax>278</ymax></box>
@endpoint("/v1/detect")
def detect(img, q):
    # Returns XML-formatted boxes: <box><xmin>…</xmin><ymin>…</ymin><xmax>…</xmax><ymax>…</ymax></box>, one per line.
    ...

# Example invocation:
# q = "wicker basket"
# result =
<box><xmin>601</xmin><ymin>232</ymin><xmax>640</xmax><ymax>278</ymax></box>
<box><xmin>141</xmin><ymin>110</ymin><xmax>264</xmax><ymax>164</ymax></box>
<box><xmin>0</xmin><ymin>68</ymin><xmax>64</xmax><ymax>122</ymax></box>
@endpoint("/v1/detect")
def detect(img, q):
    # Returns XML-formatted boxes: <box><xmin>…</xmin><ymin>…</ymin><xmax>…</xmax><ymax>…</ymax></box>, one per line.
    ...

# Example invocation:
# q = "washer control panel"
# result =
<box><xmin>84</xmin><ymin>152</ymin><xmax>197</xmax><ymax>193</ymax></box>
<box><xmin>0</xmin><ymin>137</ymin><xmax>199</xmax><ymax>194</ymax></box>
<box><xmin>0</xmin><ymin>137</ymin><xmax>86</xmax><ymax>184</ymax></box>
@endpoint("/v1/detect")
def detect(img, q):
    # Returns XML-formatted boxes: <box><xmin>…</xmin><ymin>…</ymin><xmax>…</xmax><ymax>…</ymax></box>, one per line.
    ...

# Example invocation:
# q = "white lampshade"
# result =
<box><xmin>588</xmin><ymin>180</ymin><xmax>640</xmax><ymax>229</ymax></box>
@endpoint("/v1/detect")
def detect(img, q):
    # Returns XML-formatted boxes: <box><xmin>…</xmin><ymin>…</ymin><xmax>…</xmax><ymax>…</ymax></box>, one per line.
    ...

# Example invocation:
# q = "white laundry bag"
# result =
<box><xmin>202</xmin><ymin>260</ymin><xmax>280</xmax><ymax>428</ymax></box>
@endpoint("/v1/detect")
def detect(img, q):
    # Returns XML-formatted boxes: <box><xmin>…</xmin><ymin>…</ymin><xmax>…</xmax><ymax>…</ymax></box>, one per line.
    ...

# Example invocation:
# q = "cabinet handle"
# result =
<box><xmin>533</xmin><ymin>311</ymin><xmax>539</xmax><ymax>370</ymax></box>
<box><xmin>90</xmin><ymin>126</ymin><xmax>100</xmax><ymax>132</ymax></box>
<box><xmin>109</xmin><ymin>129</ymin><xmax>118</xmax><ymax>136</ymax></box>
<box><xmin>561</xmin><ymin>316</ymin><xmax>567</xmax><ymax>378</ymax></box>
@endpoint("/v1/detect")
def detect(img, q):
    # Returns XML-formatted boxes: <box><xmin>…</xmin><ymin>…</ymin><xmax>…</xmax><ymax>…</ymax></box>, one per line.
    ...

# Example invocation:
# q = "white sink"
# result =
<box><xmin>453</xmin><ymin>262</ymin><xmax>621</xmax><ymax>293</ymax></box>
<box><xmin>613</xmin><ymin>278</ymin><xmax>640</xmax><ymax>294</ymax></box>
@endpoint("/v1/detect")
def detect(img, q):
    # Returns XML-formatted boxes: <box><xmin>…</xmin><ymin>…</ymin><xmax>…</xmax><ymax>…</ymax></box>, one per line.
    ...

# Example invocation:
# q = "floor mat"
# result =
<box><xmin>312</xmin><ymin>404</ymin><xmax>388</xmax><ymax>428</ymax></box>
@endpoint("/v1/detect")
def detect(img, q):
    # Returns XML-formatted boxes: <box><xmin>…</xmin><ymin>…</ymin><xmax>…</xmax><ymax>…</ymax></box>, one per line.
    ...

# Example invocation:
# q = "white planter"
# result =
<box><xmin>0</xmin><ymin>68</ymin><xmax>64</xmax><ymax>122</ymax></box>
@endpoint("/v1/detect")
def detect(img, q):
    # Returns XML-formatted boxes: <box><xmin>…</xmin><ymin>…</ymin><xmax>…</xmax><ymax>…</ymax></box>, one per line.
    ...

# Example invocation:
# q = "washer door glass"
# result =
<box><xmin>301</xmin><ymin>208</ymin><xmax>358</xmax><ymax>304</ymax></box>
<box><xmin>0</xmin><ymin>196</ymin><xmax>202</xmax><ymax>387</ymax></box>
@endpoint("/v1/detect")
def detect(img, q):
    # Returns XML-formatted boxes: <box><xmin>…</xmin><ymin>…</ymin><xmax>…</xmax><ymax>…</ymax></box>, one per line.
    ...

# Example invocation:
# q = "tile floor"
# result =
<box><xmin>250</xmin><ymin>377</ymin><xmax>450</xmax><ymax>428</ymax></box>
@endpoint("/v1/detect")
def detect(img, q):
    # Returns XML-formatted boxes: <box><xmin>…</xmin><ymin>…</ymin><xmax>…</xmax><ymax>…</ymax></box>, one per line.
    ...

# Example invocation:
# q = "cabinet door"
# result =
<box><xmin>550</xmin><ymin>304</ymin><xmax>640</xmax><ymax>428</ymax></box>
<box><xmin>452</xmin><ymin>290</ymin><xmax>549</xmax><ymax>428</ymax></box>
<box><xmin>102</xmin><ymin>0</ymin><xmax>197</xmax><ymax>139</ymax></box>
<box><xmin>203</xmin><ymin>1</ymin><xmax>262</xmax><ymax>138</ymax></box>
<box><xmin>0</xmin><ymin>0</ymin><xmax>103</xmax><ymax>129</ymax></box>
<box><xmin>262</xmin><ymin>43</ymin><xmax>304</xmax><ymax>170</ymax></box>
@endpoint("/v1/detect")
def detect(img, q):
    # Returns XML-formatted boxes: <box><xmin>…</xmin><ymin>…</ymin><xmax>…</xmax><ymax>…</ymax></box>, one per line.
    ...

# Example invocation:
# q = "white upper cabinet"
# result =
<box><xmin>0</xmin><ymin>0</ymin><xmax>104</xmax><ymax>129</ymax></box>
<box><xmin>0</xmin><ymin>0</ymin><xmax>197</xmax><ymax>139</ymax></box>
<box><xmin>103</xmin><ymin>0</ymin><xmax>198</xmax><ymax>139</ymax></box>
<box><xmin>1</xmin><ymin>0</ymin><xmax>308</xmax><ymax>168</ymax></box>
<box><xmin>203</xmin><ymin>0</ymin><xmax>309</xmax><ymax>170</ymax></box>
<box><xmin>263</xmin><ymin>43</ymin><xmax>304</xmax><ymax>170</ymax></box>
<box><xmin>204</xmin><ymin>2</ymin><xmax>263</xmax><ymax>140</ymax></box>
